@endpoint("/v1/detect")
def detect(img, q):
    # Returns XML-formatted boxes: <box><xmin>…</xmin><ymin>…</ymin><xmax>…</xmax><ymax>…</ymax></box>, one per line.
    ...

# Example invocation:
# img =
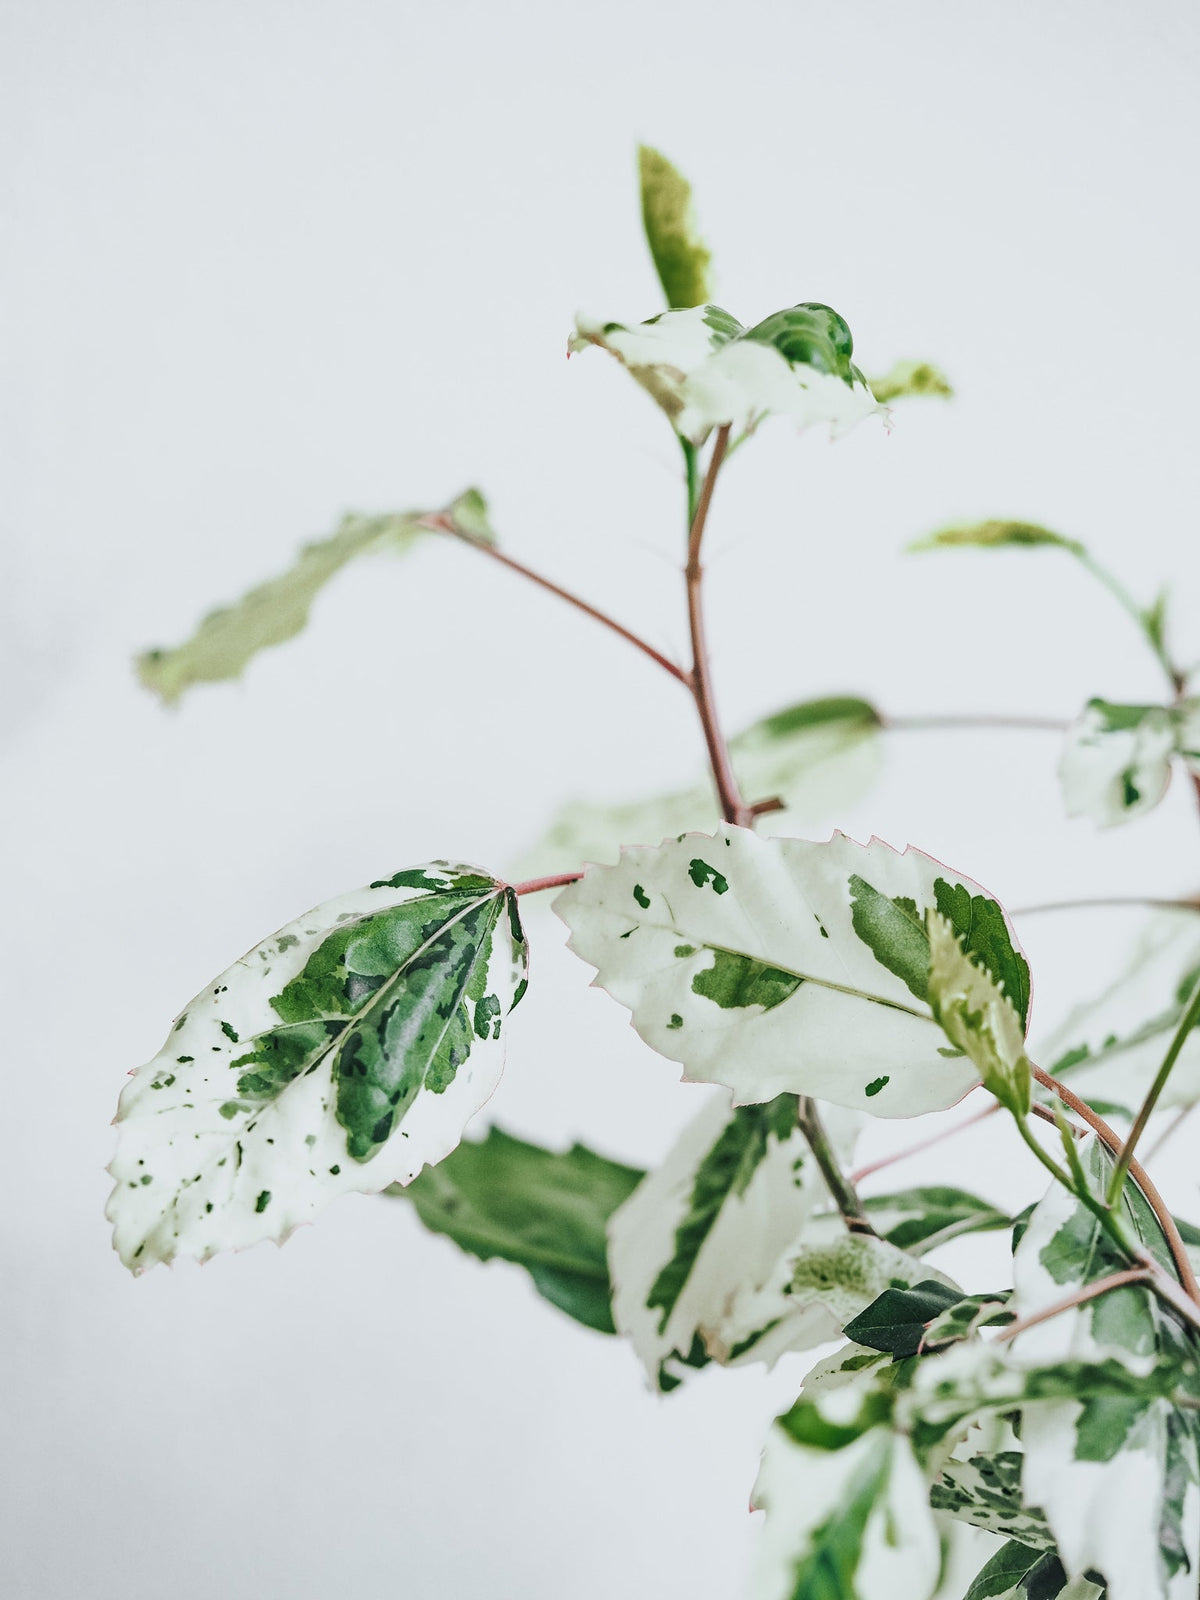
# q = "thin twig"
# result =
<box><xmin>995</xmin><ymin>1267</ymin><xmax>1153</xmax><ymax>1343</ymax></box>
<box><xmin>850</xmin><ymin>1096</ymin><xmax>997</xmax><ymax>1184</ymax></box>
<box><xmin>684</xmin><ymin>425</ymin><xmax>748</xmax><ymax>827</ymax></box>
<box><xmin>1012</xmin><ymin>895</ymin><xmax>1200</xmax><ymax>918</ymax></box>
<box><xmin>796</xmin><ymin>1097</ymin><xmax>876</xmax><ymax>1235</ymax></box>
<box><xmin>427</xmin><ymin>516</ymin><xmax>690</xmax><ymax>687</ymax></box>
<box><xmin>1031</xmin><ymin>1063</ymin><xmax>1200</xmax><ymax>1303</ymax></box>
<box><xmin>512</xmin><ymin>872</ymin><xmax>584</xmax><ymax>897</ymax></box>
<box><xmin>1108</xmin><ymin>976</ymin><xmax>1200</xmax><ymax>1206</ymax></box>
<box><xmin>883</xmin><ymin>713</ymin><xmax>1068</xmax><ymax>734</ymax></box>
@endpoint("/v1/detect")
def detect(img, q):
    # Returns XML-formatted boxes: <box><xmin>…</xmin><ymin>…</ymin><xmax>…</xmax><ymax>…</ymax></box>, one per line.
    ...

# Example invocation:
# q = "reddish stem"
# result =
<box><xmin>685</xmin><ymin>425</ymin><xmax>748</xmax><ymax>827</ymax></box>
<box><xmin>512</xmin><ymin>872</ymin><xmax>584</xmax><ymax>897</ymax></box>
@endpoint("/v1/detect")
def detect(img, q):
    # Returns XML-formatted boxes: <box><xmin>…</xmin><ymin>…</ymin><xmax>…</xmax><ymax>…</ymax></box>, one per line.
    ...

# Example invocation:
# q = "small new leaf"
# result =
<box><xmin>843</xmin><ymin>1279</ymin><xmax>964</xmax><ymax>1357</ymax></box>
<box><xmin>910</xmin><ymin>520</ymin><xmax>1083</xmax><ymax>554</ymax></box>
<box><xmin>392</xmin><ymin>1125</ymin><xmax>643</xmax><ymax>1334</ymax></box>
<box><xmin>867</xmin><ymin>358</ymin><xmax>954</xmax><ymax>404</ymax></box>
<box><xmin>927</xmin><ymin>912</ymin><xmax>1032</xmax><ymax>1116</ymax></box>
<box><xmin>108</xmin><ymin>863</ymin><xmax>528</xmax><ymax>1271</ymax></box>
<box><xmin>637</xmin><ymin>144</ymin><xmax>712</xmax><ymax>309</ymax></box>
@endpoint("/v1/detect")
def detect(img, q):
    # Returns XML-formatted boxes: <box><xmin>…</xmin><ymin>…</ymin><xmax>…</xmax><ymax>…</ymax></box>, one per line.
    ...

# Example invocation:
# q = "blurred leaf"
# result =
<box><xmin>637</xmin><ymin>144</ymin><xmax>712</xmax><ymax>309</ymax></box>
<box><xmin>394</xmin><ymin>1125</ymin><xmax>643</xmax><ymax>1334</ymax></box>
<box><xmin>868</xmin><ymin>359</ymin><xmax>954</xmax><ymax>403</ymax></box>
<box><xmin>910</xmin><ymin>519</ymin><xmax>1082</xmax><ymax>554</ymax></box>
<box><xmin>137</xmin><ymin>488</ymin><xmax>492</xmax><ymax>704</ymax></box>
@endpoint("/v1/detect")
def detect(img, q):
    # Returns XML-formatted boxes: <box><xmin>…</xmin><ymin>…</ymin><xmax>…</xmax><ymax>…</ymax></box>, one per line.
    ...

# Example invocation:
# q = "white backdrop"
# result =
<box><xmin>5</xmin><ymin>3</ymin><xmax>1200</xmax><ymax>1595</ymax></box>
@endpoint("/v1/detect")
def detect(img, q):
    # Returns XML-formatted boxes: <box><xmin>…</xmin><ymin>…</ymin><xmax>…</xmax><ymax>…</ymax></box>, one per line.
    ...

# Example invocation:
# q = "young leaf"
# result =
<box><xmin>867</xmin><ymin>358</ymin><xmax>954</xmax><ymax>404</ymax></box>
<box><xmin>751</xmin><ymin>1388</ymin><xmax>942</xmax><ymax>1600</ymax></box>
<box><xmin>107</xmin><ymin>862</ymin><xmax>528</xmax><ymax>1271</ymax></box>
<box><xmin>1059</xmin><ymin>699</ymin><xmax>1179</xmax><ymax>827</ymax></box>
<box><xmin>910</xmin><ymin>520</ymin><xmax>1083</xmax><ymax>554</ymax></box>
<box><xmin>136</xmin><ymin>488</ymin><xmax>491</xmax><ymax>705</ymax></box>
<box><xmin>518</xmin><ymin>693</ymin><xmax>882</xmax><ymax>878</ymax></box>
<box><xmin>389</xmin><ymin>1125</ymin><xmax>643</xmax><ymax>1334</ymax></box>
<box><xmin>927</xmin><ymin>913</ymin><xmax>1032</xmax><ymax>1115</ymax></box>
<box><xmin>863</xmin><ymin>1186</ymin><xmax>1013</xmax><ymax>1255</ymax></box>
<box><xmin>569</xmin><ymin>301</ymin><xmax>883</xmax><ymax>446</ymax></box>
<box><xmin>554</xmin><ymin>825</ymin><xmax>1028</xmax><ymax>1117</ymax></box>
<box><xmin>637</xmin><ymin>144</ymin><xmax>712</xmax><ymax>309</ymax></box>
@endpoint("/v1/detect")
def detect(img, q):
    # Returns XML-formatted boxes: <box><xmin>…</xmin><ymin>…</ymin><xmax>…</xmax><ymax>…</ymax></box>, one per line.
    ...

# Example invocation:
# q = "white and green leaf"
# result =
<box><xmin>108</xmin><ymin>862</ymin><xmax>527</xmax><ymax>1271</ymax></box>
<box><xmin>555</xmin><ymin>825</ymin><xmax>1029</xmax><ymax>1117</ymax></box>
<box><xmin>1059</xmin><ymin>700</ymin><xmax>1179</xmax><ymax>828</ymax></box>
<box><xmin>1003</xmin><ymin>1139</ymin><xmax>1200</xmax><ymax>1598</ymax></box>
<box><xmin>390</xmin><ymin>1125</ymin><xmax>643</xmax><ymax>1335</ymax></box>
<box><xmin>136</xmin><ymin>488</ymin><xmax>491</xmax><ymax>704</ymax></box>
<box><xmin>569</xmin><ymin>301</ymin><xmax>883</xmax><ymax>446</ymax></box>
<box><xmin>1038</xmin><ymin>910</ymin><xmax>1200</xmax><ymax>1121</ymax></box>
<box><xmin>637</xmin><ymin>144</ymin><xmax>712</xmax><ymax>309</ymax></box>
<box><xmin>928</xmin><ymin>912</ymin><xmax>1032</xmax><ymax>1114</ymax></box>
<box><xmin>863</xmin><ymin>1186</ymin><xmax>1013</xmax><ymax>1255</ymax></box>
<box><xmin>517</xmin><ymin>693</ymin><xmax>883</xmax><ymax>878</ymax></box>
<box><xmin>751</xmin><ymin>1370</ymin><xmax>942</xmax><ymax>1600</ymax></box>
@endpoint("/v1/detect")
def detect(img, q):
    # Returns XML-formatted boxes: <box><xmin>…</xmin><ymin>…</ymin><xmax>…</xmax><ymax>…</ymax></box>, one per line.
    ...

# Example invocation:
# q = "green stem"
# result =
<box><xmin>1072</xmin><ymin>548</ymin><xmax>1182</xmax><ymax>693</ymax></box>
<box><xmin>796</xmin><ymin>1097</ymin><xmax>876</xmax><ymax>1236</ymax></box>
<box><xmin>681</xmin><ymin>438</ymin><xmax>701</xmax><ymax>529</ymax></box>
<box><xmin>1107</xmin><ymin>976</ymin><xmax>1200</xmax><ymax>1207</ymax></box>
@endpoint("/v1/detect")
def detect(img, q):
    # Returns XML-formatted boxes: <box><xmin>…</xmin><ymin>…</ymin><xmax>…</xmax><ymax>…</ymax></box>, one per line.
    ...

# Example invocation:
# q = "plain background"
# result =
<box><xmin>5</xmin><ymin>2</ymin><xmax>1200</xmax><ymax>1595</ymax></box>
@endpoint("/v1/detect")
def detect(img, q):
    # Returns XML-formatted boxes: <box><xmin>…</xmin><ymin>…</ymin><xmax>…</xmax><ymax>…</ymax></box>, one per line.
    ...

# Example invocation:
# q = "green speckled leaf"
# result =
<box><xmin>555</xmin><ymin>826</ymin><xmax>1026</xmax><ymax>1117</ymax></box>
<box><xmin>107</xmin><ymin>862</ymin><xmax>527</xmax><ymax>1271</ymax></box>
<box><xmin>136</xmin><ymin>488</ymin><xmax>491</xmax><ymax>704</ymax></box>
<box><xmin>1059</xmin><ymin>698</ymin><xmax>1179</xmax><ymax>828</ymax></box>
<box><xmin>391</xmin><ymin>1125</ymin><xmax>643</xmax><ymax>1334</ymax></box>
<box><xmin>637</xmin><ymin>144</ymin><xmax>712</xmax><ymax>309</ymax></box>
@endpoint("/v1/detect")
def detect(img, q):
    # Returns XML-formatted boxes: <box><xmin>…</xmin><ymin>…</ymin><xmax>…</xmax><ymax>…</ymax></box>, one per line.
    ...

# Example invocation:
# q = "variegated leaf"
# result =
<box><xmin>136</xmin><ymin>488</ymin><xmax>492</xmax><ymax>704</ymax></box>
<box><xmin>751</xmin><ymin>1367</ymin><xmax>942</xmax><ymax>1600</ymax></box>
<box><xmin>606</xmin><ymin>1090</ymin><xmax>947</xmax><ymax>1384</ymax></box>
<box><xmin>569</xmin><ymin>301</ymin><xmax>882</xmax><ymax>445</ymax></box>
<box><xmin>108</xmin><ymin>863</ymin><xmax>527</xmax><ymax>1271</ymax></box>
<box><xmin>1040</xmin><ymin>910</ymin><xmax>1200</xmax><ymax>1120</ymax></box>
<box><xmin>1059</xmin><ymin>700</ymin><xmax>1179</xmax><ymax>828</ymax></box>
<box><xmin>554</xmin><ymin>825</ymin><xmax>1029</xmax><ymax>1117</ymax></box>
<box><xmin>928</xmin><ymin>912</ymin><xmax>1032</xmax><ymax>1114</ymax></box>
<box><xmin>863</xmin><ymin>1187</ymin><xmax>1012</xmax><ymax>1256</ymax></box>
<box><xmin>962</xmin><ymin>1541</ymin><xmax>1103</xmax><ymax>1600</ymax></box>
<box><xmin>637</xmin><ymin>144</ymin><xmax>711</xmax><ymax>309</ymax></box>
<box><xmin>517</xmin><ymin>694</ymin><xmax>882</xmax><ymax>879</ymax></box>
<box><xmin>1003</xmin><ymin>1139</ymin><xmax>1200</xmax><ymax>1599</ymax></box>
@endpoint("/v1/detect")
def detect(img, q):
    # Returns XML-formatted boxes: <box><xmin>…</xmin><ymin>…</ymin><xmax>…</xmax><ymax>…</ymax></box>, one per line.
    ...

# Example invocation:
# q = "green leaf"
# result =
<box><xmin>930</xmin><ymin>1447</ymin><xmax>1054</xmax><ymax>1552</ymax></box>
<box><xmin>637</xmin><ymin>144</ymin><xmax>712</xmax><ymax>310</ymax></box>
<box><xmin>909</xmin><ymin>519</ymin><xmax>1083</xmax><ymax>554</ymax></box>
<box><xmin>136</xmin><ymin>488</ymin><xmax>491</xmax><ymax>704</ymax></box>
<box><xmin>392</xmin><ymin>1125</ymin><xmax>643</xmax><ymax>1334</ymax></box>
<box><xmin>107</xmin><ymin>862</ymin><xmax>527</xmax><ymax>1271</ymax></box>
<box><xmin>863</xmin><ymin>1186</ymin><xmax>1013</xmax><ymax>1254</ymax></box>
<box><xmin>927</xmin><ymin>912</ymin><xmax>1032</xmax><ymax>1115</ymax></box>
<box><xmin>517</xmin><ymin>694</ymin><xmax>882</xmax><ymax>879</ymax></box>
<box><xmin>961</xmin><ymin>1542</ymin><xmax>1051</xmax><ymax>1600</ymax></box>
<box><xmin>843</xmin><ymin>1279</ymin><xmax>964</xmax><ymax>1357</ymax></box>
<box><xmin>1059</xmin><ymin>699</ymin><xmax>1179</xmax><ymax>828</ymax></box>
<box><xmin>555</xmin><ymin>825</ymin><xmax>1028</xmax><ymax>1117</ymax></box>
<box><xmin>867</xmin><ymin>358</ymin><xmax>954</xmax><ymax>404</ymax></box>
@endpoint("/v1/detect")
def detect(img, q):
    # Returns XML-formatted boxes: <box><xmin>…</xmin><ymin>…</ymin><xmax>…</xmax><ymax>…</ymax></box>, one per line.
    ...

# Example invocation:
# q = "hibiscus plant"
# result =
<box><xmin>111</xmin><ymin>147</ymin><xmax>1200</xmax><ymax>1600</ymax></box>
